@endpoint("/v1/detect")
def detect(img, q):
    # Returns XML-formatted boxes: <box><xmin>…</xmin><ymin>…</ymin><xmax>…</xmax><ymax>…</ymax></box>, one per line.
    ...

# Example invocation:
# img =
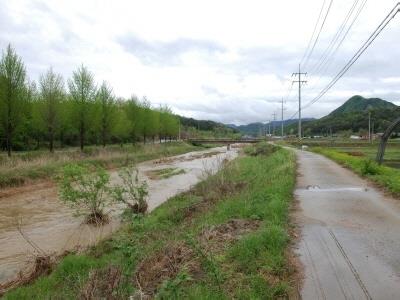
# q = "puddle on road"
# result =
<box><xmin>298</xmin><ymin>186</ymin><xmax>367</xmax><ymax>192</ymax></box>
<box><xmin>0</xmin><ymin>147</ymin><xmax>238</xmax><ymax>284</ymax></box>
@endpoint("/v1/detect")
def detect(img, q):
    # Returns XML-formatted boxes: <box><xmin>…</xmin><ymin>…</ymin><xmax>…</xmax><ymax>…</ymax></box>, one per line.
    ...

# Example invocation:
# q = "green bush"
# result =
<box><xmin>361</xmin><ymin>159</ymin><xmax>381</xmax><ymax>176</ymax></box>
<box><xmin>110</xmin><ymin>164</ymin><xmax>149</xmax><ymax>214</ymax></box>
<box><xmin>58</xmin><ymin>163</ymin><xmax>111</xmax><ymax>225</ymax></box>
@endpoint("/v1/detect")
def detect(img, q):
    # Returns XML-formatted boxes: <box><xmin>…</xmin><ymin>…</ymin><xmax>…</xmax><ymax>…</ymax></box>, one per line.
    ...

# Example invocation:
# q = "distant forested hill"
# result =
<box><xmin>285</xmin><ymin>95</ymin><xmax>399</xmax><ymax>135</ymax></box>
<box><xmin>329</xmin><ymin>95</ymin><xmax>396</xmax><ymax>116</ymax></box>
<box><xmin>228</xmin><ymin>119</ymin><xmax>315</xmax><ymax>136</ymax></box>
<box><xmin>179</xmin><ymin>116</ymin><xmax>238</xmax><ymax>133</ymax></box>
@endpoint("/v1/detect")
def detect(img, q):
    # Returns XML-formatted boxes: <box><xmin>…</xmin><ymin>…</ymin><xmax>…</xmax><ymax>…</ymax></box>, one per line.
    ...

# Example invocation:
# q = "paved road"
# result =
<box><xmin>295</xmin><ymin>149</ymin><xmax>400</xmax><ymax>300</ymax></box>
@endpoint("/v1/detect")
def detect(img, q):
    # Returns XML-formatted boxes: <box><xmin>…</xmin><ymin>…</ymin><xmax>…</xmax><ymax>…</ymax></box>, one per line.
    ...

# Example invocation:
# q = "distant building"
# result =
<box><xmin>350</xmin><ymin>135</ymin><xmax>361</xmax><ymax>140</ymax></box>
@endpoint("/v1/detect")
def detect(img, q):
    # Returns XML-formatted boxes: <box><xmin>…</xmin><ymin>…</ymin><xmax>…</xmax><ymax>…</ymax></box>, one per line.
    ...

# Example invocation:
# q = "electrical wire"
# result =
<box><xmin>300</xmin><ymin>0</ymin><xmax>328</xmax><ymax>67</ymax></box>
<box><xmin>307</xmin><ymin>0</ymin><xmax>368</xmax><ymax>92</ymax></box>
<box><xmin>284</xmin><ymin>2</ymin><xmax>398</xmax><ymax>125</ymax></box>
<box><xmin>303</xmin><ymin>3</ymin><xmax>400</xmax><ymax>110</ymax></box>
<box><xmin>308</xmin><ymin>0</ymin><xmax>360</xmax><ymax>75</ymax></box>
<box><xmin>303</xmin><ymin>0</ymin><xmax>334</xmax><ymax>69</ymax></box>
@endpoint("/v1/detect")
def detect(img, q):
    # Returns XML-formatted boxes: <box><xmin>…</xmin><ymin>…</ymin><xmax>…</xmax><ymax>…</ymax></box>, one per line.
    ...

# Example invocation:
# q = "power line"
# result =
<box><xmin>283</xmin><ymin>1</ymin><xmax>397</xmax><ymax>133</ymax></box>
<box><xmin>308</xmin><ymin>0</ymin><xmax>361</xmax><ymax>75</ymax></box>
<box><xmin>300</xmin><ymin>0</ymin><xmax>328</xmax><ymax>67</ymax></box>
<box><xmin>303</xmin><ymin>0</ymin><xmax>334</xmax><ymax>69</ymax></box>
<box><xmin>306</xmin><ymin>0</ymin><xmax>368</xmax><ymax>92</ymax></box>
<box><xmin>304</xmin><ymin>2</ymin><xmax>400</xmax><ymax>110</ymax></box>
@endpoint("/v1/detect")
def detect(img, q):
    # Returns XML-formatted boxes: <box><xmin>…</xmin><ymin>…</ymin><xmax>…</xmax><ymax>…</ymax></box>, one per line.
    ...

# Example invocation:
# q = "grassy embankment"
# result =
<box><xmin>0</xmin><ymin>142</ymin><xmax>202</xmax><ymax>188</ymax></box>
<box><xmin>4</xmin><ymin>143</ymin><xmax>297</xmax><ymax>299</ymax></box>
<box><xmin>312</xmin><ymin>147</ymin><xmax>400</xmax><ymax>196</ymax></box>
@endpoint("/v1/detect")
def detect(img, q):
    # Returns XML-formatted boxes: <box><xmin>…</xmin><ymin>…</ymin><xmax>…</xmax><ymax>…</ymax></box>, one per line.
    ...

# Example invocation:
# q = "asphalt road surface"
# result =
<box><xmin>295</xmin><ymin>149</ymin><xmax>400</xmax><ymax>300</ymax></box>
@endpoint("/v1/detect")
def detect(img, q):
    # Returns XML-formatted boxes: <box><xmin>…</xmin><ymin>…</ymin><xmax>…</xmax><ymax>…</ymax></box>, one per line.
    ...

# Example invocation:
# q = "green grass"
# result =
<box><xmin>4</xmin><ymin>144</ymin><xmax>297</xmax><ymax>299</ymax></box>
<box><xmin>312</xmin><ymin>147</ymin><xmax>400</xmax><ymax>196</ymax></box>
<box><xmin>281</xmin><ymin>138</ymin><xmax>400</xmax><ymax>169</ymax></box>
<box><xmin>0</xmin><ymin>142</ymin><xmax>202</xmax><ymax>188</ymax></box>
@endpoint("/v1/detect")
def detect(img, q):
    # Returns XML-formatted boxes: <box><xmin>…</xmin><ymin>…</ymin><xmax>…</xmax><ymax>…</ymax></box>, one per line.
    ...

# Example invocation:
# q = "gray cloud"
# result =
<box><xmin>117</xmin><ymin>34</ymin><xmax>226</xmax><ymax>66</ymax></box>
<box><xmin>1</xmin><ymin>0</ymin><xmax>399</xmax><ymax>126</ymax></box>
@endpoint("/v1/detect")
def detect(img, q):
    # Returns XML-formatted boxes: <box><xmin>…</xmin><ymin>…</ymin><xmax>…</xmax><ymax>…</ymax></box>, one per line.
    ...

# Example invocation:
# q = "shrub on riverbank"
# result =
<box><xmin>58</xmin><ymin>164</ymin><xmax>112</xmax><ymax>225</ymax></box>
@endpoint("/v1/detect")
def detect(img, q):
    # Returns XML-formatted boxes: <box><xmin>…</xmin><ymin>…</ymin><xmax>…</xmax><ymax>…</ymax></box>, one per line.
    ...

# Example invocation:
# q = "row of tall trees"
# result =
<box><xmin>0</xmin><ymin>45</ymin><xmax>179</xmax><ymax>156</ymax></box>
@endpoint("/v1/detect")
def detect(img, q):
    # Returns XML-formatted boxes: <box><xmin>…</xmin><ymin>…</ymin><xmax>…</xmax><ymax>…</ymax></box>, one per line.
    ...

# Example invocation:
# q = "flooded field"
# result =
<box><xmin>0</xmin><ymin>147</ymin><xmax>239</xmax><ymax>284</ymax></box>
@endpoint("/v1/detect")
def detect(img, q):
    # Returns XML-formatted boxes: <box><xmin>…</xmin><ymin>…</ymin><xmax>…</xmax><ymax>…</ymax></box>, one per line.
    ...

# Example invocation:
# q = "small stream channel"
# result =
<box><xmin>0</xmin><ymin>146</ymin><xmax>239</xmax><ymax>283</ymax></box>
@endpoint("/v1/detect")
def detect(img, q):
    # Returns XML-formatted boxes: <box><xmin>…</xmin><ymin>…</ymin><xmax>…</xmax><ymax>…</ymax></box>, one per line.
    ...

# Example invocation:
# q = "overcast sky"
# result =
<box><xmin>1</xmin><ymin>0</ymin><xmax>399</xmax><ymax>125</ymax></box>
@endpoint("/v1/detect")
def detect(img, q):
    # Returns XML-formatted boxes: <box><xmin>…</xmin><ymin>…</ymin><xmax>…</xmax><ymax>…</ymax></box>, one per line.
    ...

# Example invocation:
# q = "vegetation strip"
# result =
<box><xmin>3</xmin><ymin>143</ymin><xmax>298</xmax><ymax>299</ymax></box>
<box><xmin>0</xmin><ymin>142</ymin><xmax>201</xmax><ymax>189</ymax></box>
<box><xmin>312</xmin><ymin>147</ymin><xmax>400</xmax><ymax>196</ymax></box>
<box><xmin>145</xmin><ymin>167</ymin><xmax>186</xmax><ymax>180</ymax></box>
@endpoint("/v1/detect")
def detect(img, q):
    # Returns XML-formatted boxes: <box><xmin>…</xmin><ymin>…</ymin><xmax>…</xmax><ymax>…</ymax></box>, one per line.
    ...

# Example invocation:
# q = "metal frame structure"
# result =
<box><xmin>376</xmin><ymin>117</ymin><xmax>400</xmax><ymax>164</ymax></box>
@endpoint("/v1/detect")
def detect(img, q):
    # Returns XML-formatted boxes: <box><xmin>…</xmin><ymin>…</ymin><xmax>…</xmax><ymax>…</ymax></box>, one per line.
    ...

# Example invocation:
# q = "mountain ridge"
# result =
<box><xmin>286</xmin><ymin>95</ymin><xmax>399</xmax><ymax>135</ymax></box>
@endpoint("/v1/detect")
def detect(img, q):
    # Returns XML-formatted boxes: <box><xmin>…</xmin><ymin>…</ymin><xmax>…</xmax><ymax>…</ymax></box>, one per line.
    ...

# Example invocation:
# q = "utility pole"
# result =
<box><xmin>272</xmin><ymin>112</ymin><xmax>277</xmax><ymax>136</ymax></box>
<box><xmin>178</xmin><ymin>118</ymin><xmax>181</xmax><ymax>141</ymax></box>
<box><xmin>281</xmin><ymin>98</ymin><xmax>285</xmax><ymax>139</ymax></box>
<box><xmin>292</xmin><ymin>64</ymin><xmax>307</xmax><ymax>140</ymax></box>
<box><xmin>368</xmin><ymin>111</ymin><xmax>371</xmax><ymax>143</ymax></box>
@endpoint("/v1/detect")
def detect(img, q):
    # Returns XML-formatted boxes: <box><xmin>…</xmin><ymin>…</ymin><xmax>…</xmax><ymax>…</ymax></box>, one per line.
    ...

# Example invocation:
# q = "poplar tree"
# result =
<box><xmin>39</xmin><ymin>67</ymin><xmax>64</xmax><ymax>152</ymax></box>
<box><xmin>68</xmin><ymin>65</ymin><xmax>96</xmax><ymax>151</ymax></box>
<box><xmin>0</xmin><ymin>44</ymin><xmax>27</xmax><ymax>156</ymax></box>
<box><xmin>96</xmin><ymin>81</ymin><xmax>115</xmax><ymax>147</ymax></box>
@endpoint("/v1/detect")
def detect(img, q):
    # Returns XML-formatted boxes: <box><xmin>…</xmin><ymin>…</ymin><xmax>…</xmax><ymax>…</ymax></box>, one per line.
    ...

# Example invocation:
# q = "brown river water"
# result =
<box><xmin>0</xmin><ymin>147</ymin><xmax>239</xmax><ymax>283</ymax></box>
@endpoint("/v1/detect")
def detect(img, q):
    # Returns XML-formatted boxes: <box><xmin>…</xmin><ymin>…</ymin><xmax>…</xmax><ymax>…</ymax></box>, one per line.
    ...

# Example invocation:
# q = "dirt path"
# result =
<box><xmin>295</xmin><ymin>149</ymin><xmax>400</xmax><ymax>299</ymax></box>
<box><xmin>0</xmin><ymin>147</ymin><xmax>238</xmax><ymax>284</ymax></box>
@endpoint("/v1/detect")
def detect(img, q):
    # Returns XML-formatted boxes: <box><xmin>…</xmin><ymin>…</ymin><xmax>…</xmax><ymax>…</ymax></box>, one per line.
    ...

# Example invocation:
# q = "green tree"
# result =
<box><xmin>0</xmin><ymin>44</ymin><xmax>27</xmax><ymax>156</ymax></box>
<box><xmin>39</xmin><ymin>67</ymin><xmax>64</xmax><ymax>152</ymax></box>
<box><xmin>124</xmin><ymin>95</ymin><xmax>141</xmax><ymax>143</ymax></box>
<box><xmin>96</xmin><ymin>81</ymin><xmax>115</xmax><ymax>147</ymax></box>
<box><xmin>68</xmin><ymin>65</ymin><xmax>96</xmax><ymax>151</ymax></box>
<box><xmin>112</xmin><ymin>103</ymin><xmax>131</xmax><ymax>145</ymax></box>
<box><xmin>140</xmin><ymin>98</ymin><xmax>151</xmax><ymax>144</ymax></box>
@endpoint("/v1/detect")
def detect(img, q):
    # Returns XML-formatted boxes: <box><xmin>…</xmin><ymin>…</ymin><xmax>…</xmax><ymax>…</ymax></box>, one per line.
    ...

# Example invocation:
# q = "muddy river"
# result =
<box><xmin>0</xmin><ymin>147</ymin><xmax>239</xmax><ymax>283</ymax></box>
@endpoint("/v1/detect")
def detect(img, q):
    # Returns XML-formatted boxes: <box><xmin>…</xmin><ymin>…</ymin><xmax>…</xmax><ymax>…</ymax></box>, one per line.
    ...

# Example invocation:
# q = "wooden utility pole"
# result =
<box><xmin>368</xmin><ymin>111</ymin><xmax>371</xmax><ymax>143</ymax></box>
<box><xmin>292</xmin><ymin>64</ymin><xmax>307</xmax><ymax>140</ymax></box>
<box><xmin>272</xmin><ymin>112</ymin><xmax>277</xmax><ymax>136</ymax></box>
<box><xmin>281</xmin><ymin>98</ymin><xmax>285</xmax><ymax>138</ymax></box>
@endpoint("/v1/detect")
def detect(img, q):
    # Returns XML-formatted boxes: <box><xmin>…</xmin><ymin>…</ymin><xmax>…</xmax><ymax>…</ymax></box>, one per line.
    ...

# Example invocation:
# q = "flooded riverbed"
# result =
<box><xmin>0</xmin><ymin>146</ymin><xmax>238</xmax><ymax>283</ymax></box>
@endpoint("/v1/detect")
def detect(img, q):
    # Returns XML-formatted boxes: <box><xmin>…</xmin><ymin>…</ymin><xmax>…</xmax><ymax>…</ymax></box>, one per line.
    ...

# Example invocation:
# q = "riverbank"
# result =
<box><xmin>3</xmin><ymin>144</ymin><xmax>298</xmax><ymax>299</ymax></box>
<box><xmin>0</xmin><ymin>142</ymin><xmax>202</xmax><ymax>189</ymax></box>
<box><xmin>0</xmin><ymin>146</ymin><xmax>238</xmax><ymax>288</ymax></box>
